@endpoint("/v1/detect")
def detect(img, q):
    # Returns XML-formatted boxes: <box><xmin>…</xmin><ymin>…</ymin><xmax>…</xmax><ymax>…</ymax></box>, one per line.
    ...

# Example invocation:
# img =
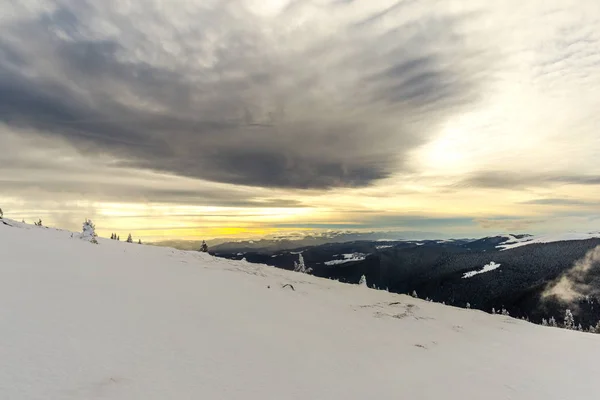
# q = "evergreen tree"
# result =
<box><xmin>466</xmin><ymin>302</ymin><xmax>471</xmax><ymax>309</ymax></box>
<box><xmin>199</xmin><ymin>240</ymin><xmax>208</xmax><ymax>252</ymax></box>
<box><xmin>492</xmin><ymin>308</ymin><xmax>496</xmax><ymax>314</ymax></box>
<box><xmin>411</xmin><ymin>290</ymin><xmax>418</xmax><ymax>298</ymax></box>
<box><xmin>127</xmin><ymin>234</ymin><xmax>133</xmax><ymax>243</ymax></box>
<box><xmin>0</xmin><ymin>207</ymin><xmax>3</xmax><ymax>219</ymax></box>
<box><xmin>549</xmin><ymin>316</ymin><xmax>558</xmax><ymax>327</ymax></box>
<box><xmin>564</xmin><ymin>309</ymin><xmax>575</xmax><ymax>330</ymax></box>
<box><xmin>117</xmin><ymin>235</ymin><xmax>120</xmax><ymax>241</ymax></box>
<box><xmin>358</xmin><ymin>274</ymin><xmax>367</xmax><ymax>287</ymax></box>
<box><xmin>80</xmin><ymin>219</ymin><xmax>98</xmax><ymax>244</ymax></box>
<box><xmin>138</xmin><ymin>239</ymin><xmax>142</xmax><ymax>244</ymax></box>
<box><xmin>541</xmin><ymin>318</ymin><xmax>548</xmax><ymax>326</ymax></box>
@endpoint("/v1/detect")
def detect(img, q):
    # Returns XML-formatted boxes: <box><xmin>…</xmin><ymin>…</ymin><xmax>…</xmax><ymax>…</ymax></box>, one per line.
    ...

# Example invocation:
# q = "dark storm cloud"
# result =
<box><xmin>0</xmin><ymin>131</ymin><xmax>302</xmax><ymax>208</ymax></box>
<box><xmin>0</xmin><ymin>178</ymin><xmax>302</xmax><ymax>208</ymax></box>
<box><xmin>1</xmin><ymin>1</ymin><xmax>494</xmax><ymax>189</ymax></box>
<box><xmin>458</xmin><ymin>172</ymin><xmax>600</xmax><ymax>189</ymax></box>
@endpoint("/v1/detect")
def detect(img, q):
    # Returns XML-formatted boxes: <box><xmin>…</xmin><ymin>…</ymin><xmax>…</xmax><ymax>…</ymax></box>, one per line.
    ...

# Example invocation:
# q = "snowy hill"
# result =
<box><xmin>1</xmin><ymin>219</ymin><xmax>599</xmax><ymax>399</ymax></box>
<box><xmin>498</xmin><ymin>232</ymin><xmax>600</xmax><ymax>250</ymax></box>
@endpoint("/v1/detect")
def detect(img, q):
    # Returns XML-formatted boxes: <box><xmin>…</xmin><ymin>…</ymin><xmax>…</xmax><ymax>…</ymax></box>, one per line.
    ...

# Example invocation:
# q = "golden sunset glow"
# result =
<box><xmin>1</xmin><ymin>0</ymin><xmax>599</xmax><ymax>243</ymax></box>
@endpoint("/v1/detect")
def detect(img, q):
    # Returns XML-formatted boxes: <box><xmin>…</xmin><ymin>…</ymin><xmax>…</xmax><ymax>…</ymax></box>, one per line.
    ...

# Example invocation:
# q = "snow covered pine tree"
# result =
<box><xmin>564</xmin><ymin>309</ymin><xmax>575</xmax><ymax>330</ymax></box>
<box><xmin>359</xmin><ymin>275</ymin><xmax>367</xmax><ymax>287</ymax></box>
<box><xmin>80</xmin><ymin>219</ymin><xmax>98</xmax><ymax>244</ymax></box>
<box><xmin>293</xmin><ymin>253</ymin><xmax>312</xmax><ymax>274</ymax></box>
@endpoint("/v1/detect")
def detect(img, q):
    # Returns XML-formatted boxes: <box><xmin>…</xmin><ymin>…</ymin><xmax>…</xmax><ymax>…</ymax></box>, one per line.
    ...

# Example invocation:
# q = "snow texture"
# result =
<box><xmin>1</xmin><ymin>219</ymin><xmax>600</xmax><ymax>399</ymax></box>
<box><xmin>462</xmin><ymin>261</ymin><xmax>501</xmax><ymax>279</ymax></box>
<box><xmin>324</xmin><ymin>253</ymin><xmax>367</xmax><ymax>265</ymax></box>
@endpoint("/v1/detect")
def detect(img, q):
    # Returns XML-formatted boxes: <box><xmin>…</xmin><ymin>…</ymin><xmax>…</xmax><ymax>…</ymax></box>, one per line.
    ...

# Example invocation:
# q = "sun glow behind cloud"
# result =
<box><xmin>0</xmin><ymin>0</ymin><xmax>599</xmax><ymax>241</ymax></box>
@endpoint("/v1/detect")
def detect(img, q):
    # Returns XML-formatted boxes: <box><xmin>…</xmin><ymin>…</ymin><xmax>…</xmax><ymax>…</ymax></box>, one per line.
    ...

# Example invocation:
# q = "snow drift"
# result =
<box><xmin>1</xmin><ymin>219</ymin><xmax>599</xmax><ymax>399</ymax></box>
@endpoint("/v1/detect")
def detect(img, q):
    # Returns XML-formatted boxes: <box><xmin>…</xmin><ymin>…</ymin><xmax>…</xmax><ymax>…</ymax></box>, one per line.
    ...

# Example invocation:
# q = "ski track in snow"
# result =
<box><xmin>1</xmin><ymin>219</ymin><xmax>600</xmax><ymax>399</ymax></box>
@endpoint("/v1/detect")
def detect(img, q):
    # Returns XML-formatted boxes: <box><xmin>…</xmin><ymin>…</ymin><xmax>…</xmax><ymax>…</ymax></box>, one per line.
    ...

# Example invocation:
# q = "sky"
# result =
<box><xmin>1</xmin><ymin>0</ymin><xmax>599</xmax><ymax>242</ymax></box>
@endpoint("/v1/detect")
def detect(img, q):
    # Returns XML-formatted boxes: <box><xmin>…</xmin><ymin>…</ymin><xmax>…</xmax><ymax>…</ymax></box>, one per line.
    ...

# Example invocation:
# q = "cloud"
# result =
<box><xmin>0</xmin><ymin>1</ymin><xmax>494</xmax><ymax>189</ymax></box>
<box><xmin>272</xmin><ymin>214</ymin><xmax>475</xmax><ymax>231</ymax></box>
<box><xmin>475</xmin><ymin>218</ymin><xmax>542</xmax><ymax>231</ymax></box>
<box><xmin>0</xmin><ymin>128</ymin><xmax>302</xmax><ymax>208</ymax></box>
<box><xmin>458</xmin><ymin>172</ymin><xmax>600</xmax><ymax>190</ymax></box>
<box><xmin>520</xmin><ymin>198</ymin><xmax>600</xmax><ymax>206</ymax></box>
<box><xmin>543</xmin><ymin>246</ymin><xmax>600</xmax><ymax>303</ymax></box>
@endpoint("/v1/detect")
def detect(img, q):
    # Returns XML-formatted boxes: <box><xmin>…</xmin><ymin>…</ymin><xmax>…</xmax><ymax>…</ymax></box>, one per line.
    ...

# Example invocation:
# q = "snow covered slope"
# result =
<box><xmin>1</xmin><ymin>219</ymin><xmax>599</xmax><ymax>399</ymax></box>
<box><xmin>498</xmin><ymin>232</ymin><xmax>600</xmax><ymax>250</ymax></box>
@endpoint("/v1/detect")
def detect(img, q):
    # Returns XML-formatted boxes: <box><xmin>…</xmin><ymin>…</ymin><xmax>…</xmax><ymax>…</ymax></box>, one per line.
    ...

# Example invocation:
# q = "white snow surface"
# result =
<box><xmin>498</xmin><ymin>232</ymin><xmax>600</xmax><ymax>250</ymax></box>
<box><xmin>1</xmin><ymin>219</ymin><xmax>600</xmax><ymax>399</ymax></box>
<box><xmin>324</xmin><ymin>253</ymin><xmax>367</xmax><ymax>265</ymax></box>
<box><xmin>462</xmin><ymin>261</ymin><xmax>502</xmax><ymax>279</ymax></box>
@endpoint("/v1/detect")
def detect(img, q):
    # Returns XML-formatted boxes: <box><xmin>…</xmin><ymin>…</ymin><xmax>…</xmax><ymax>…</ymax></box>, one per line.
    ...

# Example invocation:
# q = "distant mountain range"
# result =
<box><xmin>152</xmin><ymin>230</ymin><xmax>453</xmax><ymax>252</ymax></box>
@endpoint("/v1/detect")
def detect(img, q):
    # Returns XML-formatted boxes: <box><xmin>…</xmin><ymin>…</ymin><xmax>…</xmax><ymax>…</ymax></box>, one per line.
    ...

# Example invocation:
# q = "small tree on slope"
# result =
<box><xmin>359</xmin><ymin>275</ymin><xmax>367</xmax><ymax>287</ymax></box>
<box><xmin>293</xmin><ymin>253</ymin><xmax>312</xmax><ymax>274</ymax></box>
<box><xmin>564</xmin><ymin>309</ymin><xmax>575</xmax><ymax>330</ymax></box>
<box><xmin>199</xmin><ymin>240</ymin><xmax>208</xmax><ymax>252</ymax></box>
<box><xmin>80</xmin><ymin>219</ymin><xmax>98</xmax><ymax>244</ymax></box>
<box><xmin>127</xmin><ymin>234</ymin><xmax>133</xmax><ymax>243</ymax></box>
<box><xmin>0</xmin><ymin>207</ymin><xmax>3</xmax><ymax>219</ymax></box>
